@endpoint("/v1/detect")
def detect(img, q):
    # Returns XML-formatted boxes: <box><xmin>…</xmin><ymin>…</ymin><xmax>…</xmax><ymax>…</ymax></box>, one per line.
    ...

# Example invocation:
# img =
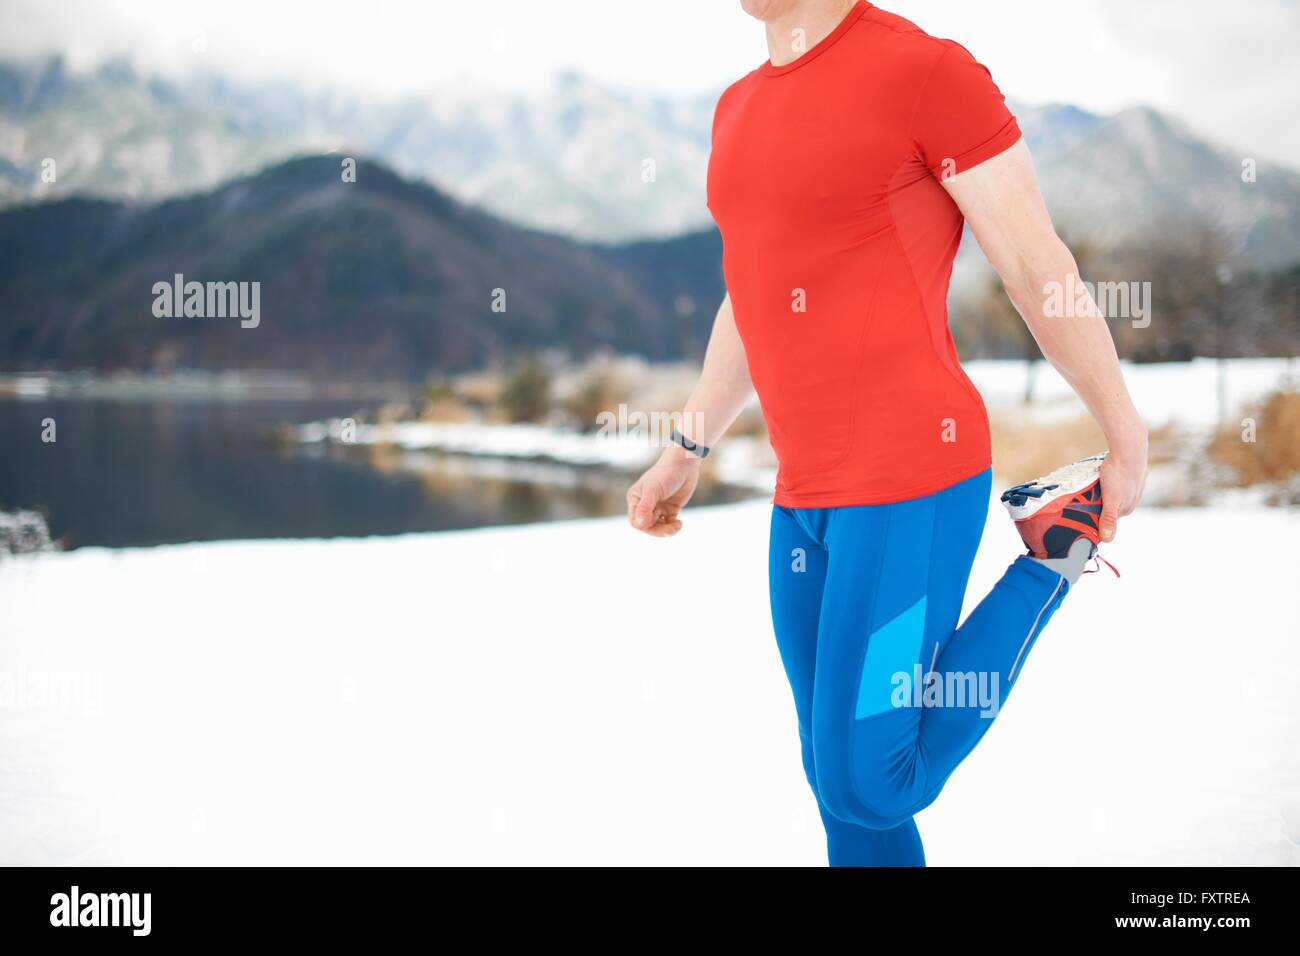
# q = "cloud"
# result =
<box><xmin>1088</xmin><ymin>0</ymin><xmax>1300</xmax><ymax>163</ymax></box>
<box><xmin>2</xmin><ymin>0</ymin><xmax>1296</xmax><ymax>164</ymax></box>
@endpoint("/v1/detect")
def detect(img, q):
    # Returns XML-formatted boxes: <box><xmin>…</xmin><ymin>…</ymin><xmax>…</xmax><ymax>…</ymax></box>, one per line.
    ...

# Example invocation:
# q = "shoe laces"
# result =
<box><xmin>1085</xmin><ymin>550</ymin><xmax>1121</xmax><ymax>578</ymax></box>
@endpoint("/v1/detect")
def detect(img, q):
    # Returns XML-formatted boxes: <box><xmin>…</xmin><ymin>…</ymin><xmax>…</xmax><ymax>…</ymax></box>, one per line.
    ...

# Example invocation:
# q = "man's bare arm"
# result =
<box><xmin>942</xmin><ymin>139</ymin><xmax>1148</xmax><ymax>541</ymax></box>
<box><xmin>626</xmin><ymin>294</ymin><xmax>753</xmax><ymax>536</ymax></box>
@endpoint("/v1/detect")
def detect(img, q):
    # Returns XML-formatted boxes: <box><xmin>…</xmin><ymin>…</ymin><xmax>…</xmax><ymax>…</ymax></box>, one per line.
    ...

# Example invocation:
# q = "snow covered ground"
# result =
<box><xmin>2</xmin><ymin>496</ymin><xmax>1297</xmax><ymax>865</ymax></box>
<box><xmin>295</xmin><ymin>415</ymin><xmax>778</xmax><ymax>492</ymax></box>
<box><xmin>965</xmin><ymin>356</ymin><xmax>1299</xmax><ymax>428</ymax></box>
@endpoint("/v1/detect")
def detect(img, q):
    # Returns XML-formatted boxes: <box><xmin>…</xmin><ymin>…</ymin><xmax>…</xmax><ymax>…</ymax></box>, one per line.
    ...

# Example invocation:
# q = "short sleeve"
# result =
<box><xmin>911</xmin><ymin>42</ymin><xmax>1021</xmax><ymax>179</ymax></box>
<box><xmin>711</xmin><ymin>79</ymin><xmax>743</xmax><ymax>146</ymax></box>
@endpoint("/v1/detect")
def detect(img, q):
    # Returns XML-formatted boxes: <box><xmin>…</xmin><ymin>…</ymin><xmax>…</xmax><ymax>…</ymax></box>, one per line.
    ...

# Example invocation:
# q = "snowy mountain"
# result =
<box><xmin>2</xmin><ymin>56</ymin><xmax>1299</xmax><ymax>266</ymax></box>
<box><xmin>0</xmin><ymin>57</ymin><xmax>715</xmax><ymax>242</ymax></box>
<box><xmin>1023</xmin><ymin>104</ymin><xmax>1300</xmax><ymax>268</ymax></box>
<box><xmin>0</xmin><ymin>58</ymin><xmax>300</xmax><ymax>209</ymax></box>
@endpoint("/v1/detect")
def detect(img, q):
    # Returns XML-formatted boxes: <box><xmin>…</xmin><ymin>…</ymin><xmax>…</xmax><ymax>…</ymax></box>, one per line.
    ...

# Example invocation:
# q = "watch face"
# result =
<box><xmin>671</xmin><ymin>428</ymin><xmax>707</xmax><ymax>457</ymax></box>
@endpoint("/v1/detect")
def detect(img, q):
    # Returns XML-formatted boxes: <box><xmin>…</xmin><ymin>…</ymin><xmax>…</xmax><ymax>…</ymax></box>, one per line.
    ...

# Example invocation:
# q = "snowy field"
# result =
<box><xmin>2</xmin><ymin>496</ymin><xmax>1298</xmax><ymax>866</ymax></box>
<box><xmin>965</xmin><ymin>356</ymin><xmax>1299</xmax><ymax>428</ymax></box>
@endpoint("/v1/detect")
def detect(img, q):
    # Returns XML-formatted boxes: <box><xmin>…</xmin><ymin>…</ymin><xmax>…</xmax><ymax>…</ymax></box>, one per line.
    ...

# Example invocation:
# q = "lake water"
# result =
<box><xmin>0</xmin><ymin>397</ymin><xmax>754</xmax><ymax>549</ymax></box>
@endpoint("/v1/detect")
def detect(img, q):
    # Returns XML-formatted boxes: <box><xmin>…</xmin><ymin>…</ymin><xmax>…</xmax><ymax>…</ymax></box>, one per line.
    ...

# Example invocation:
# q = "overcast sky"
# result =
<box><xmin>4</xmin><ymin>0</ymin><xmax>1298</xmax><ymax>164</ymax></box>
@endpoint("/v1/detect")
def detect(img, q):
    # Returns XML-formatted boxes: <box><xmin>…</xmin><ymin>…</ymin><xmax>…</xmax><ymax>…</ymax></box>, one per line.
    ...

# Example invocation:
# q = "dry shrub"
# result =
<box><xmin>988</xmin><ymin>410</ymin><xmax>1108</xmax><ymax>485</ymax></box>
<box><xmin>1146</xmin><ymin>423</ymin><xmax>1180</xmax><ymax>466</ymax></box>
<box><xmin>728</xmin><ymin>405</ymin><xmax>770</xmax><ymax>440</ymax></box>
<box><xmin>1208</xmin><ymin>390</ymin><xmax>1300</xmax><ymax>487</ymax></box>
<box><xmin>561</xmin><ymin>365</ymin><xmax>626</xmax><ymax>432</ymax></box>
<box><xmin>420</xmin><ymin>397</ymin><xmax>476</xmax><ymax>423</ymax></box>
<box><xmin>989</xmin><ymin>413</ymin><xmax>1183</xmax><ymax>485</ymax></box>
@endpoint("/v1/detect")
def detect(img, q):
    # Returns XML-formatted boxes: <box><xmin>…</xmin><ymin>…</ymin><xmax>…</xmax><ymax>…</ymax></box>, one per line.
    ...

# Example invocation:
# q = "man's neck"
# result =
<box><xmin>765</xmin><ymin>0</ymin><xmax>858</xmax><ymax>68</ymax></box>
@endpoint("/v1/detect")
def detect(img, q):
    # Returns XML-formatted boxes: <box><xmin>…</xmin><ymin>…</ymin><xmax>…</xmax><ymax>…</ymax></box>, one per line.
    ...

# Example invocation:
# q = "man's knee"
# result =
<box><xmin>813</xmin><ymin>742</ymin><xmax>920</xmax><ymax>830</ymax></box>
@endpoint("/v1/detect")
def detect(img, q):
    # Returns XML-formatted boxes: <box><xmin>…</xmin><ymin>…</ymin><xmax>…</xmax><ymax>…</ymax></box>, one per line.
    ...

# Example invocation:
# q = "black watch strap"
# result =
<box><xmin>669</xmin><ymin>427</ymin><xmax>710</xmax><ymax>459</ymax></box>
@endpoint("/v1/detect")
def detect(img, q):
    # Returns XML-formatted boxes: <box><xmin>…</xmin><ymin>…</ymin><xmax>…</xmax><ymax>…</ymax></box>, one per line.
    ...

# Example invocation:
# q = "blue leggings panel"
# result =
<box><xmin>767</xmin><ymin>468</ymin><xmax>1070</xmax><ymax>866</ymax></box>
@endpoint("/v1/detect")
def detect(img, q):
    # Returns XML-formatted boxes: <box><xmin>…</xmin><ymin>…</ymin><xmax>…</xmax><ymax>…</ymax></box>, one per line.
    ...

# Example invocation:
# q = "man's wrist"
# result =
<box><xmin>668</xmin><ymin>426</ymin><xmax>711</xmax><ymax>460</ymax></box>
<box><xmin>1106</xmin><ymin>417</ymin><xmax>1149</xmax><ymax>459</ymax></box>
<box><xmin>663</xmin><ymin>442</ymin><xmax>703</xmax><ymax>466</ymax></box>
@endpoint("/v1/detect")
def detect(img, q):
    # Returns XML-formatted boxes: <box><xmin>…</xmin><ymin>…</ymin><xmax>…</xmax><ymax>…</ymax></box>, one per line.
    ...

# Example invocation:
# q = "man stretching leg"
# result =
<box><xmin>626</xmin><ymin>0</ymin><xmax>1148</xmax><ymax>865</ymax></box>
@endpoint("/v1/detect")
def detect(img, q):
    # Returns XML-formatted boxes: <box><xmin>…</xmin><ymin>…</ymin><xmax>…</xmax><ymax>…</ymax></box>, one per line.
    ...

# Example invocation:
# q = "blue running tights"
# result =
<box><xmin>767</xmin><ymin>468</ymin><xmax>1071</xmax><ymax>866</ymax></box>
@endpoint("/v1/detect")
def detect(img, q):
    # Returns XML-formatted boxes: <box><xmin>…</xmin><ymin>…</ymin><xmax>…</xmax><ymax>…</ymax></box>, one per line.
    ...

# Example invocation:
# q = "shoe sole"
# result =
<box><xmin>1000</xmin><ymin>453</ymin><xmax>1107</xmax><ymax>522</ymax></box>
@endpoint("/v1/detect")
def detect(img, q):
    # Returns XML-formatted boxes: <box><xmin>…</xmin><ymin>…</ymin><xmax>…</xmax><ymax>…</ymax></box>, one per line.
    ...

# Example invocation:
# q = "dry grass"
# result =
<box><xmin>723</xmin><ymin>408</ymin><xmax>1132</xmax><ymax>487</ymax></box>
<box><xmin>1146</xmin><ymin>423</ymin><xmax>1181</xmax><ymax>466</ymax></box>
<box><xmin>420</xmin><ymin>398</ymin><xmax>477</xmax><ymax>423</ymax></box>
<box><xmin>1208</xmin><ymin>390</ymin><xmax>1300</xmax><ymax>488</ymax></box>
<box><xmin>728</xmin><ymin>405</ymin><xmax>770</xmax><ymax>440</ymax></box>
<box><xmin>989</xmin><ymin>411</ymin><xmax>1189</xmax><ymax>487</ymax></box>
<box><xmin>988</xmin><ymin>410</ymin><xmax>1108</xmax><ymax>485</ymax></box>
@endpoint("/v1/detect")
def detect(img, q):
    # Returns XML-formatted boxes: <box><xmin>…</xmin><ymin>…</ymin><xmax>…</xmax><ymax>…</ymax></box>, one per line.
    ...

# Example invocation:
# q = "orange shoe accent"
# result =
<box><xmin>1012</xmin><ymin>478</ymin><xmax>1102</xmax><ymax>559</ymax></box>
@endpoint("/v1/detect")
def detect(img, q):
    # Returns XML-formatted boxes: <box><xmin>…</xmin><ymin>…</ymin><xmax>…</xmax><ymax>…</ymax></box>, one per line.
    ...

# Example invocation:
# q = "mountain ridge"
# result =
<box><xmin>3</xmin><ymin>56</ymin><xmax>1298</xmax><ymax>265</ymax></box>
<box><xmin>0</xmin><ymin>153</ymin><xmax>721</xmax><ymax>376</ymax></box>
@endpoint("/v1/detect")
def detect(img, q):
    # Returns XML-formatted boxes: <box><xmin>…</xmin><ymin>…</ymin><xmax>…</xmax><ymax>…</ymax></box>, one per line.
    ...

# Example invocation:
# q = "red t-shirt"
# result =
<box><xmin>706</xmin><ymin>0</ymin><xmax>1021</xmax><ymax>507</ymax></box>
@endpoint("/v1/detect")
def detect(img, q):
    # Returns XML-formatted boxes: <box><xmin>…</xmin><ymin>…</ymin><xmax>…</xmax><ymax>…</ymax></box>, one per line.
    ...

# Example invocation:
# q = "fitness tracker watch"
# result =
<box><xmin>669</xmin><ymin>427</ymin><xmax>711</xmax><ymax>459</ymax></box>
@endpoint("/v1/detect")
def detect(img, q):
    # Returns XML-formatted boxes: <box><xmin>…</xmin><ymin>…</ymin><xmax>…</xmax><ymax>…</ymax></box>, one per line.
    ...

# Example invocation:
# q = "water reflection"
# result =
<box><xmin>0</xmin><ymin>397</ymin><xmax>756</xmax><ymax>549</ymax></box>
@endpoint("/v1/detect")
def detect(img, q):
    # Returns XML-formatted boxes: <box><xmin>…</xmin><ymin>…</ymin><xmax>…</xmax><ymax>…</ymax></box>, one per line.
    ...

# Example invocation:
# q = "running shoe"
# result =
<box><xmin>1000</xmin><ymin>453</ymin><xmax>1108</xmax><ymax>562</ymax></box>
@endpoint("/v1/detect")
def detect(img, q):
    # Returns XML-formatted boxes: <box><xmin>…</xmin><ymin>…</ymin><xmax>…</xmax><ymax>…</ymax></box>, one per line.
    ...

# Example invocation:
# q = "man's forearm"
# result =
<box><xmin>673</xmin><ymin>295</ymin><xmax>753</xmax><ymax>454</ymax></box>
<box><xmin>1008</xmin><ymin>244</ymin><xmax>1147</xmax><ymax>453</ymax></box>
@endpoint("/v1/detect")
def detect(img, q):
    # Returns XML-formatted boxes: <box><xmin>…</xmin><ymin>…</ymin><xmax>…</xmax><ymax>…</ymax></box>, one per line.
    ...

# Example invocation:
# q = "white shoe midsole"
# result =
<box><xmin>1003</xmin><ymin>453</ymin><xmax>1106</xmax><ymax>521</ymax></box>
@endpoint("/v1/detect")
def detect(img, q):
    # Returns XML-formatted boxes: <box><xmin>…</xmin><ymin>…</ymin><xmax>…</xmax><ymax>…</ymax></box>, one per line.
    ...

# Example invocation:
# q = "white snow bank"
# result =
<box><xmin>296</xmin><ymin>419</ymin><xmax>777</xmax><ymax>491</ymax></box>
<box><xmin>297</xmin><ymin>418</ymin><xmax>654</xmax><ymax>468</ymax></box>
<box><xmin>965</xmin><ymin>357</ymin><xmax>1299</xmax><ymax>428</ymax></box>
<box><xmin>295</xmin><ymin>359</ymin><xmax>1299</xmax><ymax>494</ymax></box>
<box><xmin>1</xmin><ymin>501</ymin><xmax>1296</xmax><ymax>865</ymax></box>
